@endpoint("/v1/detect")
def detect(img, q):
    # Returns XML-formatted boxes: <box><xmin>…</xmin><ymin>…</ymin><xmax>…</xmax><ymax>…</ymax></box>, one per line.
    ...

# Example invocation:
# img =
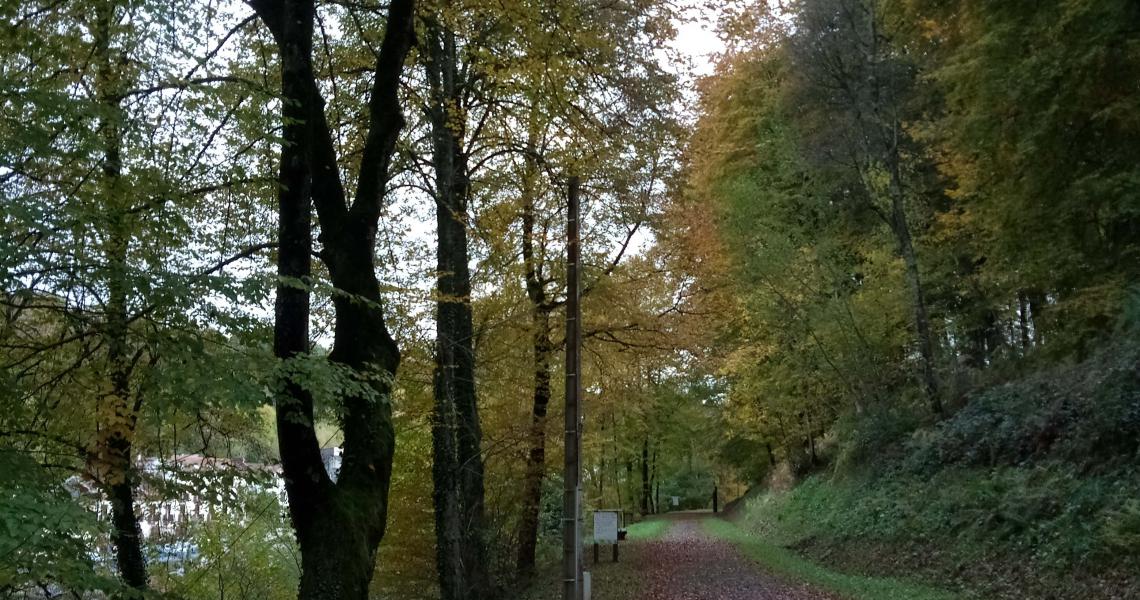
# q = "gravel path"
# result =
<box><xmin>633</xmin><ymin>513</ymin><xmax>840</xmax><ymax>600</ymax></box>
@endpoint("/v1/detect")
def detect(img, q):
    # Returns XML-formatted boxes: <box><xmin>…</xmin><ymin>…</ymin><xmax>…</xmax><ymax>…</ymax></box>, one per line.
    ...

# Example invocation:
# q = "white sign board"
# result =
<box><xmin>593</xmin><ymin>511</ymin><xmax>619</xmax><ymax>543</ymax></box>
<box><xmin>671</xmin><ymin>496</ymin><xmax>680</xmax><ymax>507</ymax></box>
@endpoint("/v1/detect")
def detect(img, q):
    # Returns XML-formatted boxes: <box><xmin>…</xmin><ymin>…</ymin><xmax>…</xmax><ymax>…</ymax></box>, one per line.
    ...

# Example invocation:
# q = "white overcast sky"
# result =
<box><xmin>669</xmin><ymin>6</ymin><xmax>727</xmax><ymax>79</ymax></box>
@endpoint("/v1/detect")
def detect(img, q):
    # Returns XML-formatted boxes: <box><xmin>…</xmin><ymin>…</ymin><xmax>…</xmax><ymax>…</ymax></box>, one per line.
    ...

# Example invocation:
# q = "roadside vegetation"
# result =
<box><xmin>704</xmin><ymin>518</ymin><xmax>958</xmax><ymax>600</ymax></box>
<box><xmin>683</xmin><ymin>1</ymin><xmax>1140</xmax><ymax>598</ymax></box>
<box><xmin>720</xmin><ymin>341</ymin><xmax>1140</xmax><ymax>599</ymax></box>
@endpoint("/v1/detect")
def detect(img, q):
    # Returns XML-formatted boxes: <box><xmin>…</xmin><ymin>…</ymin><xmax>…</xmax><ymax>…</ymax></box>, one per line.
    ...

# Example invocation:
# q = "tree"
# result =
<box><xmin>498</xmin><ymin>0</ymin><xmax>681</xmax><ymax>574</ymax></box>
<box><xmin>897</xmin><ymin>0</ymin><xmax>1140</xmax><ymax>358</ymax></box>
<box><xmin>90</xmin><ymin>1</ymin><xmax>149</xmax><ymax>585</ymax></box>
<box><xmin>394</xmin><ymin>0</ymin><xmax>683</xmax><ymax>580</ymax></box>
<box><xmin>788</xmin><ymin>0</ymin><xmax>943</xmax><ymax>414</ymax></box>
<box><xmin>679</xmin><ymin>4</ymin><xmax>926</xmax><ymax>469</ymax></box>
<box><xmin>1</xmin><ymin>0</ymin><xmax>277</xmax><ymax>590</ymax></box>
<box><xmin>249</xmin><ymin>0</ymin><xmax>415</xmax><ymax>597</ymax></box>
<box><xmin>419</xmin><ymin>4</ymin><xmax>490</xmax><ymax>597</ymax></box>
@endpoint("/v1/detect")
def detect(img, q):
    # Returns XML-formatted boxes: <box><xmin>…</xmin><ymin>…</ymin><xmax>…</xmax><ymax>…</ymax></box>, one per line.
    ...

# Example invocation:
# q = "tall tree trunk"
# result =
<box><xmin>103</xmin><ymin>254</ymin><xmax>146</xmax><ymax>589</ymax></box>
<box><xmin>1028</xmin><ymin>290</ymin><xmax>1046</xmax><ymax>346</ymax></box>
<box><xmin>648</xmin><ymin>448</ymin><xmax>657</xmax><ymax>515</ymax></box>
<box><xmin>624</xmin><ymin>459</ymin><xmax>633</xmax><ymax>512</ymax></box>
<box><xmin>106</xmin><ymin>467</ymin><xmax>146</xmax><ymax>589</ymax></box>
<box><xmin>431</xmin><ymin>394</ymin><xmax>462</xmax><ymax>599</ymax></box>
<box><xmin>254</xmin><ymin>0</ymin><xmax>415</xmax><ymax>598</ymax></box>
<box><xmin>640</xmin><ymin>438</ymin><xmax>650</xmax><ymax>515</ymax></box>
<box><xmin>887</xmin><ymin>162</ymin><xmax>942</xmax><ymax>416</ymax></box>
<box><xmin>515</xmin><ymin>130</ymin><xmax>554</xmax><ymax>577</ymax></box>
<box><xmin>516</xmin><ymin>309</ymin><xmax>552</xmax><ymax>577</ymax></box>
<box><xmin>983</xmin><ymin>309</ymin><xmax>1004</xmax><ymax>362</ymax></box>
<box><xmin>93</xmin><ymin>2</ymin><xmax>147</xmax><ymax>588</ymax></box>
<box><xmin>598</xmin><ymin>450</ymin><xmax>607</xmax><ymax>504</ymax></box>
<box><xmin>424</xmin><ymin>17</ymin><xmax>489</xmax><ymax>599</ymax></box>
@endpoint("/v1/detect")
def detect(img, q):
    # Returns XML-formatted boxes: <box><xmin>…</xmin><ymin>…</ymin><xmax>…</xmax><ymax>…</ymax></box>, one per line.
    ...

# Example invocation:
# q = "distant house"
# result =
<box><xmin>320</xmin><ymin>446</ymin><xmax>343</xmax><ymax>482</ymax></box>
<box><xmin>67</xmin><ymin>447</ymin><xmax>343</xmax><ymax>541</ymax></box>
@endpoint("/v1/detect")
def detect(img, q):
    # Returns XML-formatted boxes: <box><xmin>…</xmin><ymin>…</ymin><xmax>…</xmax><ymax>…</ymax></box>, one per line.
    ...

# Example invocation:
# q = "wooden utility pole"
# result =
<box><xmin>562</xmin><ymin>176</ymin><xmax>583</xmax><ymax>600</ymax></box>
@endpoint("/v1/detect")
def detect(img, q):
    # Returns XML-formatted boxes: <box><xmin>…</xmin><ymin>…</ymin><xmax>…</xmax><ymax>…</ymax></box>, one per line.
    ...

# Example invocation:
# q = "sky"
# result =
<box><xmin>669</xmin><ymin>7</ymin><xmax>728</xmax><ymax>79</ymax></box>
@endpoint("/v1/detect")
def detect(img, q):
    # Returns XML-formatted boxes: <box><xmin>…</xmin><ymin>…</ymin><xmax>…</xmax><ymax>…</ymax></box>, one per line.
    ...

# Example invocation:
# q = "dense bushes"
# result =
<box><xmin>818</xmin><ymin>345</ymin><xmax>1140</xmax><ymax>476</ymax></box>
<box><xmin>831</xmin><ymin>405</ymin><xmax>926</xmax><ymax>473</ymax></box>
<box><xmin>729</xmin><ymin>339</ymin><xmax>1140</xmax><ymax>598</ymax></box>
<box><xmin>905</xmin><ymin>344</ymin><xmax>1140</xmax><ymax>473</ymax></box>
<box><xmin>738</xmin><ymin>463</ymin><xmax>1140</xmax><ymax>570</ymax></box>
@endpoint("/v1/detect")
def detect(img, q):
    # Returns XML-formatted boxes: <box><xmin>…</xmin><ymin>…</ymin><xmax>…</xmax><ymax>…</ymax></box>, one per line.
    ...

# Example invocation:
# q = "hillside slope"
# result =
<box><xmin>727</xmin><ymin>343</ymin><xmax>1140</xmax><ymax>600</ymax></box>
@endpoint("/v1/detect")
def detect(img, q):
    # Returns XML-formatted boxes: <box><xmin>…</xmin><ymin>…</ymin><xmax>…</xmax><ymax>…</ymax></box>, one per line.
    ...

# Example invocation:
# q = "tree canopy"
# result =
<box><xmin>2</xmin><ymin>0</ymin><xmax>1138</xmax><ymax>599</ymax></box>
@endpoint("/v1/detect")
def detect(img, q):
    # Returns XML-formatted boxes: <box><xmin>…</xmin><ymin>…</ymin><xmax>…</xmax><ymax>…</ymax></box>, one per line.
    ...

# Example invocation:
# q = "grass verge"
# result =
<box><xmin>703</xmin><ymin>517</ymin><xmax>960</xmax><ymax>600</ymax></box>
<box><xmin>623</xmin><ymin>518</ymin><xmax>669</xmax><ymax>541</ymax></box>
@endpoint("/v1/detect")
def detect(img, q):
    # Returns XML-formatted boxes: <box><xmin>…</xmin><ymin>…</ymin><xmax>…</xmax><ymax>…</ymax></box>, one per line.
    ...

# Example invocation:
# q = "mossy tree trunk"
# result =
<box><xmin>253</xmin><ymin>0</ymin><xmax>415</xmax><ymax>597</ymax></box>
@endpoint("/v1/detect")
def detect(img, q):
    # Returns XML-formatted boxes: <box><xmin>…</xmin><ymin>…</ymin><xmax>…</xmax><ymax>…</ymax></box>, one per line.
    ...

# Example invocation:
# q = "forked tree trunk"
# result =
<box><xmin>254</xmin><ymin>0</ymin><xmax>415</xmax><ymax>598</ymax></box>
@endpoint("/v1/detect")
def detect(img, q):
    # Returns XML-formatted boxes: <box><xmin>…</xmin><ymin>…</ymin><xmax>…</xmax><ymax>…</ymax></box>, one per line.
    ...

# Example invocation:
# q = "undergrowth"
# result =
<box><xmin>729</xmin><ymin>340</ymin><xmax>1140</xmax><ymax>599</ymax></box>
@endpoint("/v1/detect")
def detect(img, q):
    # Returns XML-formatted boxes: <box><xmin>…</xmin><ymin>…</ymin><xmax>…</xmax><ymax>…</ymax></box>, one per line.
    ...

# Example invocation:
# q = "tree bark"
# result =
<box><xmin>254</xmin><ymin>0</ymin><xmax>415</xmax><ymax>598</ymax></box>
<box><xmin>648</xmin><ymin>447</ymin><xmax>657</xmax><ymax>515</ymax></box>
<box><xmin>624</xmin><ymin>459</ymin><xmax>633</xmax><ymax>512</ymax></box>
<box><xmin>93</xmin><ymin>2</ymin><xmax>147</xmax><ymax>589</ymax></box>
<box><xmin>887</xmin><ymin>163</ymin><xmax>942</xmax><ymax>416</ymax></box>
<box><xmin>1028</xmin><ymin>290</ymin><xmax>1046</xmax><ymax>346</ymax></box>
<box><xmin>515</xmin><ymin>307</ymin><xmax>552</xmax><ymax>576</ymax></box>
<box><xmin>640</xmin><ymin>437</ymin><xmax>650</xmax><ymax>516</ymax></box>
<box><xmin>1018</xmin><ymin>292</ymin><xmax>1030</xmax><ymax>351</ymax></box>
<box><xmin>422</xmin><ymin>15</ymin><xmax>490</xmax><ymax>599</ymax></box>
<box><xmin>515</xmin><ymin>135</ymin><xmax>555</xmax><ymax>577</ymax></box>
<box><xmin>106</xmin><ymin>468</ymin><xmax>147</xmax><ymax>589</ymax></box>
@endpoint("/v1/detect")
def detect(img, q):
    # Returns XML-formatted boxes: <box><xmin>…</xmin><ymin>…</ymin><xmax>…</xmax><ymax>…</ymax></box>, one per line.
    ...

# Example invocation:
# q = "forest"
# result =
<box><xmin>1</xmin><ymin>0</ymin><xmax>1137</xmax><ymax>599</ymax></box>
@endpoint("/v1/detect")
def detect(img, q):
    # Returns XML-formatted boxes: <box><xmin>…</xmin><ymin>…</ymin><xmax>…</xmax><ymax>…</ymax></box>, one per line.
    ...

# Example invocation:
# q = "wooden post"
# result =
<box><xmin>612</xmin><ymin>543</ymin><xmax>618</xmax><ymax>563</ymax></box>
<box><xmin>562</xmin><ymin>176</ymin><xmax>583</xmax><ymax>600</ymax></box>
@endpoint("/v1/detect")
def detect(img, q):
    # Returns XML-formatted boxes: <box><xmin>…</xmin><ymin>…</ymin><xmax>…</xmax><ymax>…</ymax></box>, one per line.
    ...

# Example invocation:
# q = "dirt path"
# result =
<box><xmin>631</xmin><ymin>513</ymin><xmax>840</xmax><ymax>600</ymax></box>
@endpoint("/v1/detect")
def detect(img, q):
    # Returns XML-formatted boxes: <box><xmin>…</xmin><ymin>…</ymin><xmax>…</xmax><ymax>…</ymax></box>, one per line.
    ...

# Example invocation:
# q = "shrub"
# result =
<box><xmin>1103</xmin><ymin>499</ymin><xmax>1140</xmax><ymax>554</ymax></box>
<box><xmin>904</xmin><ymin>342</ymin><xmax>1140</xmax><ymax>473</ymax></box>
<box><xmin>831</xmin><ymin>404</ymin><xmax>925</xmax><ymax>474</ymax></box>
